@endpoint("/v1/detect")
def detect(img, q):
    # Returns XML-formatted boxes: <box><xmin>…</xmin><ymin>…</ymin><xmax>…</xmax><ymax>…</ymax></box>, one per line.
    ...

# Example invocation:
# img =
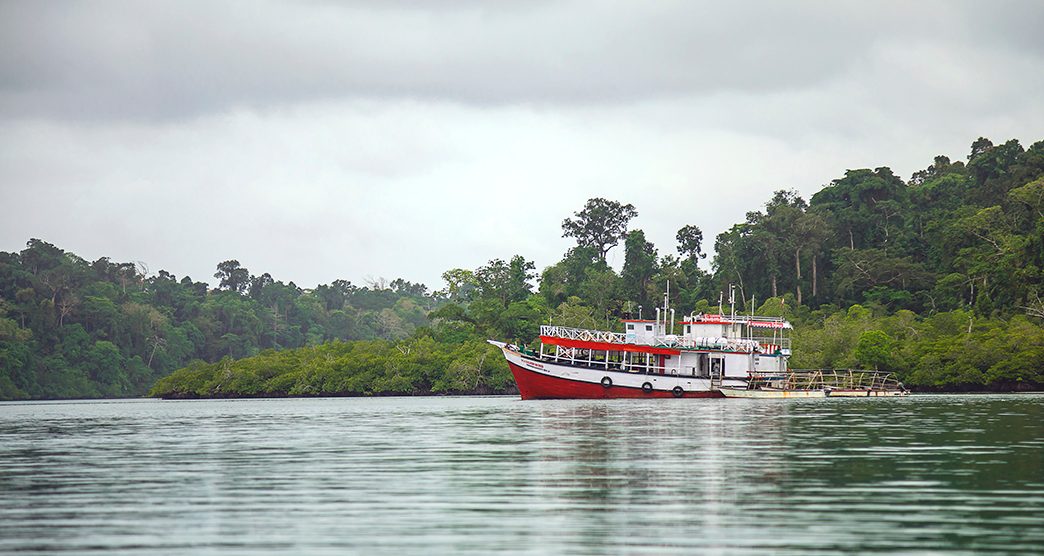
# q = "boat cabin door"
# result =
<box><xmin>696</xmin><ymin>353</ymin><xmax>709</xmax><ymax>378</ymax></box>
<box><xmin>710</xmin><ymin>357</ymin><xmax>724</xmax><ymax>387</ymax></box>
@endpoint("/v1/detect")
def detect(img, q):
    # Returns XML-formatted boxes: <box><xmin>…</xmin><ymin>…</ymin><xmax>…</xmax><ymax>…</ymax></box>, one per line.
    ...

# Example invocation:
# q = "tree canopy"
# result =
<box><xmin>561</xmin><ymin>197</ymin><xmax>638</xmax><ymax>262</ymax></box>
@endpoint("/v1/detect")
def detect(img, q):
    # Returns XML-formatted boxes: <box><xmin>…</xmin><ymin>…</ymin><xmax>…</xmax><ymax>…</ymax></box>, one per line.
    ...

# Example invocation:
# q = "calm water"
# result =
<box><xmin>1</xmin><ymin>395</ymin><xmax>1042</xmax><ymax>555</ymax></box>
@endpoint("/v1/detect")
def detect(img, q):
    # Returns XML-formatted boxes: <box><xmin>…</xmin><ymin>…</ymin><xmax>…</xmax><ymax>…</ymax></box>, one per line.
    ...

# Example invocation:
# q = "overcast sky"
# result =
<box><xmin>2</xmin><ymin>1</ymin><xmax>1042</xmax><ymax>291</ymax></box>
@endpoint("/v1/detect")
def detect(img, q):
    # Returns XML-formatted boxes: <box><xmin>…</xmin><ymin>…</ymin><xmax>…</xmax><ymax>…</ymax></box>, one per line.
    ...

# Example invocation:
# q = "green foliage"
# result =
<box><xmin>791</xmin><ymin>307</ymin><xmax>1044</xmax><ymax>390</ymax></box>
<box><xmin>148</xmin><ymin>338</ymin><xmax>511</xmax><ymax>398</ymax></box>
<box><xmin>0</xmin><ymin>240</ymin><xmax>444</xmax><ymax>400</ymax></box>
<box><xmin>854</xmin><ymin>330</ymin><xmax>895</xmax><ymax>370</ymax></box>
<box><xmin>621</xmin><ymin>229</ymin><xmax>658</xmax><ymax>309</ymax></box>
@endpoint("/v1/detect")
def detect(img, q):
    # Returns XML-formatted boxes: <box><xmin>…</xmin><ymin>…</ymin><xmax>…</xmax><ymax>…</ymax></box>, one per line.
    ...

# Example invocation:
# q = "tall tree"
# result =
<box><xmin>561</xmin><ymin>198</ymin><xmax>638</xmax><ymax>262</ymax></box>
<box><xmin>474</xmin><ymin>256</ymin><xmax>535</xmax><ymax>308</ymax></box>
<box><xmin>810</xmin><ymin>168</ymin><xmax>908</xmax><ymax>250</ymax></box>
<box><xmin>798</xmin><ymin>209</ymin><xmax>831</xmax><ymax>300</ymax></box>
<box><xmin>538</xmin><ymin>246</ymin><xmax>602</xmax><ymax>306</ymax></box>
<box><xmin>440</xmin><ymin>268</ymin><xmax>478</xmax><ymax>302</ymax></box>
<box><xmin>214</xmin><ymin>260</ymin><xmax>250</xmax><ymax>293</ymax></box>
<box><xmin>620</xmin><ymin>229</ymin><xmax>659</xmax><ymax>309</ymax></box>
<box><xmin>676</xmin><ymin>225</ymin><xmax>706</xmax><ymax>261</ymax></box>
<box><xmin>764</xmin><ymin>190</ymin><xmax>808</xmax><ymax>300</ymax></box>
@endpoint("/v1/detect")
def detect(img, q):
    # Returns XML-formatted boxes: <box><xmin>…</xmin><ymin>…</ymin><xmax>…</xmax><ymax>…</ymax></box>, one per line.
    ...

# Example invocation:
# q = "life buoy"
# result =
<box><xmin>672</xmin><ymin>386</ymin><xmax>684</xmax><ymax>398</ymax></box>
<box><xmin>601</xmin><ymin>376</ymin><xmax>612</xmax><ymax>388</ymax></box>
<box><xmin>642</xmin><ymin>382</ymin><xmax>653</xmax><ymax>393</ymax></box>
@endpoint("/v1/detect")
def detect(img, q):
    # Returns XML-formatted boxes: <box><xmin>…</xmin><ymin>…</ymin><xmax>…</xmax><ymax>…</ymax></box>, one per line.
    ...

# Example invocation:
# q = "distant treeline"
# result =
<box><xmin>3</xmin><ymin>136</ymin><xmax>1043</xmax><ymax>399</ymax></box>
<box><xmin>148</xmin><ymin>338</ymin><xmax>514</xmax><ymax>399</ymax></box>
<box><xmin>0</xmin><ymin>248</ymin><xmax>438</xmax><ymax>399</ymax></box>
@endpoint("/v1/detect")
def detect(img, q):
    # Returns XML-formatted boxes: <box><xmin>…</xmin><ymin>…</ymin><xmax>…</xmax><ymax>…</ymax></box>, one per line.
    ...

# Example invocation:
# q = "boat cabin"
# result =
<box><xmin>622</xmin><ymin>319</ymin><xmax>662</xmax><ymax>344</ymax></box>
<box><xmin>534</xmin><ymin>312</ymin><xmax>792</xmax><ymax>381</ymax></box>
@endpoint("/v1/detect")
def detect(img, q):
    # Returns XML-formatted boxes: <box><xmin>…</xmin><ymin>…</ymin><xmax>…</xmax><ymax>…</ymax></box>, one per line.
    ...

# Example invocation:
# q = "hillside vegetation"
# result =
<box><xmin>2</xmin><ymin>136</ymin><xmax>1042</xmax><ymax>399</ymax></box>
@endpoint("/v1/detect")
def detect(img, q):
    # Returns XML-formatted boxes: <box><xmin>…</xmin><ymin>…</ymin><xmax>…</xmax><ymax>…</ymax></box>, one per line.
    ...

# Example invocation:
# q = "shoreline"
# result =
<box><xmin>6</xmin><ymin>389</ymin><xmax>1044</xmax><ymax>403</ymax></box>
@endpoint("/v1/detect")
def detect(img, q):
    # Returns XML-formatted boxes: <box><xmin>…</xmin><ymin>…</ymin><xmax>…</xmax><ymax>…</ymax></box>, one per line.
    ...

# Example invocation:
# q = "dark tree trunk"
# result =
<box><xmin>812</xmin><ymin>255</ymin><xmax>818</xmax><ymax>298</ymax></box>
<box><xmin>794</xmin><ymin>247</ymin><xmax>802</xmax><ymax>305</ymax></box>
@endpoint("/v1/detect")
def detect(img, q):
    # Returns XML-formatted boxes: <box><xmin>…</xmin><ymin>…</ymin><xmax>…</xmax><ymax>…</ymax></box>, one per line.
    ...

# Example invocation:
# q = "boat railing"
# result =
<box><xmin>750</xmin><ymin>369</ymin><xmax>904</xmax><ymax>391</ymax></box>
<box><xmin>672</xmin><ymin>337</ymin><xmax>759</xmax><ymax>351</ymax></box>
<box><xmin>539</xmin><ymin>325</ymin><xmax>628</xmax><ymax>344</ymax></box>
<box><xmin>537</xmin><ymin>347</ymin><xmax>687</xmax><ymax>376</ymax></box>
<box><xmin>689</xmin><ymin>314</ymin><xmax>792</xmax><ymax>327</ymax></box>
<box><xmin>672</xmin><ymin>336</ymin><xmax>792</xmax><ymax>352</ymax></box>
<box><xmin>704</xmin><ymin>314</ymin><xmax>787</xmax><ymax>323</ymax></box>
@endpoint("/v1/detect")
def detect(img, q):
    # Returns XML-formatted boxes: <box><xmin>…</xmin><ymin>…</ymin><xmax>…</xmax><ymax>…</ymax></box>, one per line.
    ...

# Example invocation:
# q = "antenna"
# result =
<box><xmin>728</xmin><ymin>284</ymin><xmax>736</xmax><ymax>320</ymax></box>
<box><xmin>664</xmin><ymin>280</ymin><xmax>670</xmax><ymax>314</ymax></box>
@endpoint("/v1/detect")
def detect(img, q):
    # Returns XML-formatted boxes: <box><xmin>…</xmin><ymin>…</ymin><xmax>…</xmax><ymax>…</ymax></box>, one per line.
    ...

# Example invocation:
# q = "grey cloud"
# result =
<box><xmin>1</xmin><ymin>0</ymin><xmax>1042</xmax><ymax>289</ymax></box>
<box><xmin>6</xmin><ymin>1</ymin><xmax>1039</xmax><ymax>122</ymax></box>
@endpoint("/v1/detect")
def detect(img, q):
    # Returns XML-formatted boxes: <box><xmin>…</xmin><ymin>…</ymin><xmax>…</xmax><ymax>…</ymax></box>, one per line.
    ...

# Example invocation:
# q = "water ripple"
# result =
<box><xmin>1</xmin><ymin>394</ymin><xmax>1042</xmax><ymax>554</ymax></box>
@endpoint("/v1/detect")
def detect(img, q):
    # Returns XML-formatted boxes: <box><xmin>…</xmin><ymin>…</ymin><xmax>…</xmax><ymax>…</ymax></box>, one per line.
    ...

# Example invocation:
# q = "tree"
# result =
<box><xmin>538</xmin><ymin>246</ymin><xmax>602</xmax><ymax>306</ymax></box>
<box><xmin>854</xmin><ymin>330</ymin><xmax>895</xmax><ymax>370</ymax></box>
<box><xmin>578</xmin><ymin>267</ymin><xmax>621</xmax><ymax>322</ymax></box>
<box><xmin>561</xmin><ymin>198</ymin><xmax>638</xmax><ymax>262</ymax></box>
<box><xmin>506</xmin><ymin>255</ymin><xmax>537</xmax><ymax>304</ymax></box>
<box><xmin>248</xmin><ymin>272</ymin><xmax>274</xmax><ymax>300</ymax></box>
<box><xmin>440</xmin><ymin>269</ymin><xmax>478</xmax><ymax>302</ymax></box>
<box><xmin>85</xmin><ymin>340</ymin><xmax>126</xmax><ymax>393</ymax></box>
<box><xmin>789</xmin><ymin>210</ymin><xmax>829</xmax><ymax>304</ymax></box>
<box><xmin>620</xmin><ymin>230</ymin><xmax>658</xmax><ymax>309</ymax></box>
<box><xmin>214</xmin><ymin>260</ymin><xmax>250</xmax><ymax>293</ymax></box>
<box><xmin>810</xmin><ymin>168</ymin><xmax>908</xmax><ymax>250</ymax></box>
<box><xmin>475</xmin><ymin>259</ymin><xmax>512</xmax><ymax>308</ymax></box>
<box><xmin>967</xmin><ymin>138</ymin><xmax>1025</xmax><ymax>205</ymax></box>
<box><xmin>711</xmin><ymin>224</ymin><xmax>754</xmax><ymax>305</ymax></box>
<box><xmin>20</xmin><ymin>239</ymin><xmax>65</xmax><ymax>275</ymax></box>
<box><xmin>676</xmin><ymin>225</ymin><xmax>706</xmax><ymax>261</ymax></box>
<box><xmin>474</xmin><ymin>255</ymin><xmax>536</xmax><ymax>309</ymax></box>
<box><xmin>390</xmin><ymin>278</ymin><xmax>429</xmax><ymax>298</ymax></box>
<box><xmin>763</xmin><ymin>190</ymin><xmax>807</xmax><ymax>299</ymax></box>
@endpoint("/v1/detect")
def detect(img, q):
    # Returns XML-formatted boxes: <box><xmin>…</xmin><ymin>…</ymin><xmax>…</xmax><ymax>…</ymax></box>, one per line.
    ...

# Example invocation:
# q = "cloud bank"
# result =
<box><xmin>2</xmin><ymin>0</ymin><xmax>1042</xmax><ymax>288</ymax></box>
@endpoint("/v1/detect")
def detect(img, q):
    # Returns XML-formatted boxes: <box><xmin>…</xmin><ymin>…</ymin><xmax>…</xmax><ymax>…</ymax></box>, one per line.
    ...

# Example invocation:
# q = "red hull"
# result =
<box><xmin>508</xmin><ymin>361</ymin><xmax>724</xmax><ymax>400</ymax></box>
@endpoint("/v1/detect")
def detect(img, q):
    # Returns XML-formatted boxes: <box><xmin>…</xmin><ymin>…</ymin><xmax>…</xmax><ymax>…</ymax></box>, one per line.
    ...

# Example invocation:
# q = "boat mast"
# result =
<box><xmin>729</xmin><ymin>284</ymin><xmax>736</xmax><ymax>321</ymax></box>
<box><xmin>664</xmin><ymin>279</ymin><xmax>674</xmax><ymax>335</ymax></box>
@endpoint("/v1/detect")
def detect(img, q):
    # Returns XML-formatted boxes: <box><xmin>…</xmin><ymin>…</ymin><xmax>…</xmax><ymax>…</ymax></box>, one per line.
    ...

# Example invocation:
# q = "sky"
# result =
<box><xmin>2</xmin><ymin>0</ymin><xmax>1043</xmax><ymax>291</ymax></box>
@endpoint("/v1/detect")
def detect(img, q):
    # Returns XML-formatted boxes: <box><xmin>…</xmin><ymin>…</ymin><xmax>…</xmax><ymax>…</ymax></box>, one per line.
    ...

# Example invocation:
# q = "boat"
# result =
<box><xmin>720</xmin><ymin>368</ymin><xmax>908</xmax><ymax>398</ymax></box>
<box><xmin>490</xmin><ymin>288</ymin><xmax>796</xmax><ymax>399</ymax></box>
<box><xmin>718</xmin><ymin>387</ymin><xmax>827</xmax><ymax>398</ymax></box>
<box><xmin>490</xmin><ymin>289</ymin><xmax>908</xmax><ymax>400</ymax></box>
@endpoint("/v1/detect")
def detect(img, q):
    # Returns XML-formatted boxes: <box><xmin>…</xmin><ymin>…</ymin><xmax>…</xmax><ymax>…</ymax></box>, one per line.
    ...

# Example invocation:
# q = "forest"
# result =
<box><xmin>2</xmin><ymin>136</ymin><xmax>1043</xmax><ymax>400</ymax></box>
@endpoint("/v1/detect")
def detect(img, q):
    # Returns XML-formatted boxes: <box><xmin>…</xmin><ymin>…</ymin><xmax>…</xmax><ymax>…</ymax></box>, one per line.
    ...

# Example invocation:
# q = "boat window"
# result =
<box><xmin>626</xmin><ymin>324</ymin><xmax>634</xmax><ymax>330</ymax></box>
<box><xmin>645</xmin><ymin>325</ymin><xmax>653</xmax><ymax>331</ymax></box>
